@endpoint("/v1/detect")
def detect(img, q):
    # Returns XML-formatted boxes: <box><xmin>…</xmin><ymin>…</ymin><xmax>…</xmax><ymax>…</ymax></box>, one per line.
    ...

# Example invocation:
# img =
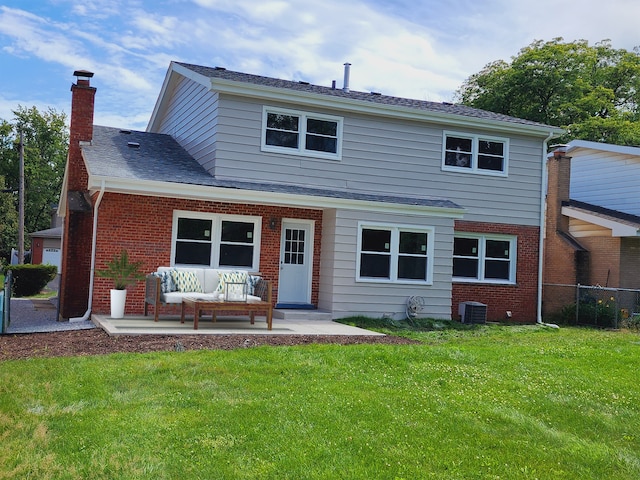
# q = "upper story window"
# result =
<box><xmin>356</xmin><ymin>222</ymin><xmax>434</xmax><ymax>284</ymax></box>
<box><xmin>172</xmin><ymin>211</ymin><xmax>261</xmax><ymax>270</ymax></box>
<box><xmin>262</xmin><ymin>107</ymin><xmax>343</xmax><ymax>160</ymax></box>
<box><xmin>453</xmin><ymin>234</ymin><xmax>516</xmax><ymax>284</ymax></box>
<box><xmin>442</xmin><ymin>132</ymin><xmax>508</xmax><ymax>176</ymax></box>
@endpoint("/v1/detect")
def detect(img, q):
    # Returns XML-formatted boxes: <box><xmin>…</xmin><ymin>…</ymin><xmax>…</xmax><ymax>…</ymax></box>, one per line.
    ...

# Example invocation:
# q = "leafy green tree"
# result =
<box><xmin>0</xmin><ymin>175</ymin><xmax>18</xmax><ymax>261</ymax></box>
<box><xmin>0</xmin><ymin>106</ymin><xmax>68</xmax><ymax>259</ymax></box>
<box><xmin>454</xmin><ymin>38</ymin><xmax>640</xmax><ymax>145</ymax></box>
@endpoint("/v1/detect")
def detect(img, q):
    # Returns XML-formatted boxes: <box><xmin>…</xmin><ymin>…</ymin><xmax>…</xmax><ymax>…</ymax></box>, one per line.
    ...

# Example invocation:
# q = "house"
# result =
<box><xmin>29</xmin><ymin>206</ymin><xmax>63</xmax><ymax>272</ymax></box>
<box><xmin>29</xmin><ymin>226</ymin><xmax>62</xmax><ymax>272</ymax></box>
<box><xmin>58</xmin><ymin>63</ymin><xmax>562</xmax><ymax>322</ymax></box>
<box><xmin>543</xmin><ymin>141</ymin><xmax>640</xmax><ymax>317</ymax></box>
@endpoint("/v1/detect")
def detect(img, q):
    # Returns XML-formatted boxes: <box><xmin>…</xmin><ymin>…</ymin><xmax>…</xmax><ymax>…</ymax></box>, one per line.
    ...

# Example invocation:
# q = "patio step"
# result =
<box><xmin>272</xmin><ymin>308</ymin><xmax>333</xmax><ymax>321</ymax></box>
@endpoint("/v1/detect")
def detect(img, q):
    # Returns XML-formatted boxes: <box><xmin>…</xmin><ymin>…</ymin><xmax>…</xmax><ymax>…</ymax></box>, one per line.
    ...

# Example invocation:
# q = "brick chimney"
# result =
<box><xmin>59</xmin><ymin>70</ymin><xmax>97</xmax><ymax>319</ymax></box>
<box><xmin>68</xmin><ymin>70</ymin><xmax>96</xmax><ymax>190</ymax></box>
<box><xmin>546</xmin><ymin>146</ymin><xmax>571</xmax><ymax>234</ymax></box>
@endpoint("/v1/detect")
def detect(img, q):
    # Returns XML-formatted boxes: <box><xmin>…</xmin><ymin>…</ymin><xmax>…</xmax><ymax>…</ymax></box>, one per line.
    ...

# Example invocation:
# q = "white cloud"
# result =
<box><xmin>2</xmin><ymin>0</ymin><xmax>640</xmax><ymax>131</ymax></box>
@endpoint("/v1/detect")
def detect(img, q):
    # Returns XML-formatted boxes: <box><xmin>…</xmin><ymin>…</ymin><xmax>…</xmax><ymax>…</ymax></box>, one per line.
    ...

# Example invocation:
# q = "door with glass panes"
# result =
<box><xmin>278</xmin><ymin>220</ymin><xmax>313</xmax><ymax>305</ymax></box>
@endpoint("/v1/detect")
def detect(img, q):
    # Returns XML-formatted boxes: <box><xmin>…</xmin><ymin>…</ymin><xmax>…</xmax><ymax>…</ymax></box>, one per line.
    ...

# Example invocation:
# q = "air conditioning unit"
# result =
<box><xmin>458</xmin><ymin>301</ymin><xmax>487</xmax><ymax>324</ymax></box>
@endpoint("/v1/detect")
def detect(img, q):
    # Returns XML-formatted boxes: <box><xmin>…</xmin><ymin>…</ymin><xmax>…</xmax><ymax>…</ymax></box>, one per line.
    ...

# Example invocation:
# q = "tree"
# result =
<box><xmin>0</xmin><ymin>175</ymin><xmax>18</xmax><ymax>261</ymax></box>
<box><xmin>0</xmin><ymin>106</ymin><xmax>68</xmax><ymax>261</ymax></box>
<box><xmin>454</xmin><ymin>38</ymin><xmax>640</xmax><ymax>145</ymax></box>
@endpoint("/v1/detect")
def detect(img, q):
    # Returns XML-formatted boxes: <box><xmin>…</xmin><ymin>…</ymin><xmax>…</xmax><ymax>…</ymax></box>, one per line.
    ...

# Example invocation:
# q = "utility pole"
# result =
<box><xmin>18</xmin><ymin>131</ymin><xmax>25</xmax><ymax>265</ymax></box>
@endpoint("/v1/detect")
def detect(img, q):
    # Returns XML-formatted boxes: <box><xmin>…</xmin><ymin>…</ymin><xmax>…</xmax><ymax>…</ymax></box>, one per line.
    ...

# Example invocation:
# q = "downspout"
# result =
<box><xmin>537</xmin><ymin>132</ymin><xmax>560</xmax><ymax>328</ymax></box>
<box><xmin>70</xmin><ymin>181</ymin><xmax>106</xmax><ymax>322</ymax></box>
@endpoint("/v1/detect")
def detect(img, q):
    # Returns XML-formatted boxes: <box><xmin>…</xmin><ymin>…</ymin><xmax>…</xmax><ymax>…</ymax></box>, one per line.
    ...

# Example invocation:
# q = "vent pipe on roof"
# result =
<box><xmin>343</xmin><ymin>62</ymin><xmax>351</xmax><ymax>92</ymax></box>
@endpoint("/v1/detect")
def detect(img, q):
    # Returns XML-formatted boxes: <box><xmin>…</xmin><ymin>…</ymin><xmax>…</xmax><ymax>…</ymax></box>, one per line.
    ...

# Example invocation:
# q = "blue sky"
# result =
<box><xmin>1</xmin><ymin>0</ymin><xmax>639</xmax><ymax>130</ymax></box>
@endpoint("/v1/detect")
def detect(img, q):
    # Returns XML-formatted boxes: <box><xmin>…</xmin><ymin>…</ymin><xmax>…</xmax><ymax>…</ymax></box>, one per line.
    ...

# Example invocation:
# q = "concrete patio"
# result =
<box><xmin>92</xmin><ymin>312</ymin><xmax>383</xmax><ymax>336</ymax></box>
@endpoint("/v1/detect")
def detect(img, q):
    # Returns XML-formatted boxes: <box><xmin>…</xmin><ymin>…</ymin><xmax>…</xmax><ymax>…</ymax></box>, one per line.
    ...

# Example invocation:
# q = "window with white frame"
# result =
<box><xmin>262</xmin><ymin>107</ymin><xmax>342</xmax><ymax>159</ymax></box>
<box><xmin>453</xmin><ymin>234</ymin><xmax>516</xmax><ymax>283</ymax></box>
<box><xmin>357</xmin><ymin>223</ymin><xmax>434</xmax><ymax>283</ymax></box>
<box><xmin>172</xmin><ymin>211</ymin><xmax>261</xmax><ymax>270</ymax></box>
<box><xmin>442</xmin><ymin>132</ymin><xmax>508</xmax><ymax>175</ymax></box>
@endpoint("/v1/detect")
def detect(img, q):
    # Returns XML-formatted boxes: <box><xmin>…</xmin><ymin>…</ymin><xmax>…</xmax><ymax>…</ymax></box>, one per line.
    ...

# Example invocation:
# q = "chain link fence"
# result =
<box><xmin>543</xmin><ymin>283</ymin><xmax>640</xmax><ymax>329</ymax></box>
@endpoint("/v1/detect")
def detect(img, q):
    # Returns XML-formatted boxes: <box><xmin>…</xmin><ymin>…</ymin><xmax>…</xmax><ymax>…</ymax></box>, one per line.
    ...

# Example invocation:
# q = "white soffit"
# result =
<box><xmin>562</xmin><ymin>206</ymin><xmax>640</xmax><ymax>237</ymax></box>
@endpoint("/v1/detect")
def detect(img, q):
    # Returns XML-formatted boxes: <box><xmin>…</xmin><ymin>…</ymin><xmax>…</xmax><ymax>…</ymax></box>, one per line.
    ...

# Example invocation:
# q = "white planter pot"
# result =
<box><xmin>110</xmin><ymin>289</ymin><xmax>127</xmax><ymax>319</ymax></box>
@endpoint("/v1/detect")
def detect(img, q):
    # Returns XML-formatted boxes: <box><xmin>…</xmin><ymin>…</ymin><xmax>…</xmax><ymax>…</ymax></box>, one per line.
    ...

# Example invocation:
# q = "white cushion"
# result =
<box><xmin>162</xmin><ymin>292</ymin><xmax>220</xmax><ymax>304</ymax></box>
<box><xmin>155</xmin><ymin>268</ymin><xmax>259</xmax><ymax>304</ymax></box>
<box><xmin>203</xmin><ymin>269</ymin><xmax>219</xmax><ymax>293</ymax></box>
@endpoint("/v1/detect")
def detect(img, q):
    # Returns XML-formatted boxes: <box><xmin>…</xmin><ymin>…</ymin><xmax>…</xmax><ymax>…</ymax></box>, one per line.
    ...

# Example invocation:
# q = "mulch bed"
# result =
<box><xmin>0</xmin><ymin>329</ymin><xmax>417</xmax><ymax>360</ymax></box>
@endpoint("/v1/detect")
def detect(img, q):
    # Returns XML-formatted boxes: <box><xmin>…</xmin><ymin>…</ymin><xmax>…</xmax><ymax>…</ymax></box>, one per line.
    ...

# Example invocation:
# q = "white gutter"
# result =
<box><xmin>537</xmin><ymin>132</ymin><xmax>560</xmax><ymax>328</ymax></box>
<box><xmin>69</xmin><ymin>181</ymin><xmax>106</xmax><ymax>322</ymax></box>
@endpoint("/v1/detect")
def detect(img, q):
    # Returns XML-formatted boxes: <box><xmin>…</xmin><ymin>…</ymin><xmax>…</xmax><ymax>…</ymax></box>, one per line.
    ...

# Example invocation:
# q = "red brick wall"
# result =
<box><xmin>91</xmin><ymin>193</ymin><xmax>323</xmax><ymax>315</ymax></box>
<box><xmin>452</xmin><ymin>220</ymin><xmax>540</xmax><ymax>323</ymax></box>
<box><xmin>60</xmin><ymin>210</ymin><xmax>94</xmax><ymax>318</ymax></box>
<box><xmin>621</xmin><ymin>238</ymin><xmax>640</xmax><ymax>289</ymax></box>
<box><xmin>578</xmin><ymin>236</ymin><xmax>621</xmax><ymax>287</ymax></box>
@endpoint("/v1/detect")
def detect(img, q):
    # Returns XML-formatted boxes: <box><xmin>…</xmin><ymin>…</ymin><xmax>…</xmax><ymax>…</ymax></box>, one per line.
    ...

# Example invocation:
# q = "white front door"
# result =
<box><xmin>278</xmin><ymin>220</ymin><xmax>313</xmax><ymax>305</ymax></box>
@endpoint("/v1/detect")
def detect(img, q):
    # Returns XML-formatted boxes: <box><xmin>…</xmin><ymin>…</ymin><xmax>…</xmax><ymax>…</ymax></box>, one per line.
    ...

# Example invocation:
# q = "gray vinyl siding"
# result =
<box><xmin>152</xmin><ymin>76</ymin><xmax>545</xmax><ymax>227</ymax></box>
<box><xmin>210</xmin><ymin>95</ymin><xmax>544</xmax><ymax>226</ymax></box>
<box><xmin>155</xmin><ymin>76</ymin><xmax>221</xmax><ymax>174</ymax></box>
<box><xmin>318</xmin><ymin>208</ymin><xmax>454</xmax><ymax>320</ymax></box>
<box><xmin>570</xmin><ymin>149</ymin><xmax>640</xmax><ymax>216</ymax></box>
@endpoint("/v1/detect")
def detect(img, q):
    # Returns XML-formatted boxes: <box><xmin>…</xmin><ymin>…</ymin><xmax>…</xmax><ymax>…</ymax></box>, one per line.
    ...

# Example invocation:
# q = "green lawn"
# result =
<box><xmin>1</xmin><ymin>325</ymin><xmax>639</xmax><ymax>479</ymax></box>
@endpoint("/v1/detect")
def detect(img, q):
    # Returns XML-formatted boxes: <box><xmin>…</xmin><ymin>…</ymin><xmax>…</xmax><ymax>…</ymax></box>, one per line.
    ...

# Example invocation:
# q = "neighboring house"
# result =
<box><xmin>58</xmin><ymin>63</ymin><xmax>561</xmax><ymax>322</ymax></box>
<box><xmin>543</xmin><ymin>141</ymin><xmax>640</xmax><ymax>317</ymax></box>
<box><xmin>29</xmin><ymin>206</ymin><xmax>63</xmax><ymax>273</ymax></box>
<box><xmin>29</xmin><ymin>226</ymin><xmax>62</xmax><ymax>272</ymax></box>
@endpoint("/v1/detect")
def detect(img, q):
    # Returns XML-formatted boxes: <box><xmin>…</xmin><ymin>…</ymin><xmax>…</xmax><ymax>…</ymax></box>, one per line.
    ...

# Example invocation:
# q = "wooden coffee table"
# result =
<box><xmin>180</xmin><ymin>297</ymin><xmax>273</xmax><ymax>330</ymax></box>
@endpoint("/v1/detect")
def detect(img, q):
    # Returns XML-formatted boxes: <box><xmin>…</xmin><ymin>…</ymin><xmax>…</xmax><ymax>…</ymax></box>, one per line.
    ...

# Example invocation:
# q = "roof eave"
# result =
<box><xmin>86</xmin><ymin>174</ymin><xmax>465</xmax><ymax>218</ymax></box>
<box><xmin>562</xmin><ymin>205</ymin><xmax>640</xmax><ymax>237</ymax></box>
<box><xmin>147</xmin><ymin>62</ymin><xmax>216</xmax><ymax>131</ymax></box>
<box><xmin>208</xmin><ymin>77</ymin><xmax>564</xmax><ymax>138</ymax></box>
<box><xmin>566</xmin><ymin>139</ymin><xmax>640</xmax><ymax>157</ymax></box>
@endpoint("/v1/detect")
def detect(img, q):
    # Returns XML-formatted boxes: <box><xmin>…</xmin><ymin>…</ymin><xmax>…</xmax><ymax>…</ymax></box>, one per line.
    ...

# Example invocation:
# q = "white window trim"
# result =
<box><xmin>170</xmin><ymin>210</ymin><xmax>262</xmax><ymax>270</ymax></box>
<box><xmin>442</xmin><ymin>131</ymin><xmax>509</xmax><ymax>177</ymax></box>
<box><xmin>356</xmin><ymin>222</ymin><xmax>434</xmax><ymax>285</ymax></box>
<box><xmin>452</xmin><ymin>233</ymin><xmax>517</xmax><ymax>284</ymax></box>
<box><xmin>261</xmin><ymin>106</ymin><xmax>343</xmax><ymax>161</ymax></box>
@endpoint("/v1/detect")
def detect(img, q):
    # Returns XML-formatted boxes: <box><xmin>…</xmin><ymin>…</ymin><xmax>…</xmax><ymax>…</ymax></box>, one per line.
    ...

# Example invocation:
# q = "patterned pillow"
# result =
<box><xmin>247</xmin><ymin>275</ymin><xmax>261</xmax><ymax>295</ymax></box>
<box><xmin>153</xmin><ymin>271</ymin><xmax>177</xmax><ymax>293</ymax></box>
<box><xmin>216</xmin><ymin>271</ymin><xmax>248</xmax><ymax>293</ymax></box>
<box><xmin>171</xmin><ymin>270</ymin><xmax>203</xmax><ymax>293</ymax></box>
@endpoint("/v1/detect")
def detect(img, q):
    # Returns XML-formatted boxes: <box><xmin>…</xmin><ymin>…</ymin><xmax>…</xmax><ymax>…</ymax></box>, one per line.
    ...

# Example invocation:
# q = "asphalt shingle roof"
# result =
<box><xmin>83</xmin><ymin>126</ymin><xmax>461</xmax><ymax>210</ymax></box>
<box><xmin>176</xmin><ymin>62</ymin><xmax>553</xmax><ymax>129</ymax></box>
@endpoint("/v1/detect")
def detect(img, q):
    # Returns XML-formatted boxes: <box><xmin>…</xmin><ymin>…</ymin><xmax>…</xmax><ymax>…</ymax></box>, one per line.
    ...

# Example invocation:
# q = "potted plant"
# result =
<box><xmin>97</xmin><ymin>250</ymin><xmax>144</xmax><ymax>318</ymax></box>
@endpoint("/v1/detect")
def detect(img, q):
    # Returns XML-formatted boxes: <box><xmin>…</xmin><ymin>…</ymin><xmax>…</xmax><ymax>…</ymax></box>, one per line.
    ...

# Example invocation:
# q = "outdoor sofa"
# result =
<box><xmin>144</xmin><ymin>267</ymin><xmax>272</xmax><ymax>324</ymax></box>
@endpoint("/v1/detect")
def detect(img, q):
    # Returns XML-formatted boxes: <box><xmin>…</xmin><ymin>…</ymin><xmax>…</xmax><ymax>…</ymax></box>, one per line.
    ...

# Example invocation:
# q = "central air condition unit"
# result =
<box><xmin>458</xmin><ymin>301</ymin><xmax>487</xmax><ymax>324</ymax></box>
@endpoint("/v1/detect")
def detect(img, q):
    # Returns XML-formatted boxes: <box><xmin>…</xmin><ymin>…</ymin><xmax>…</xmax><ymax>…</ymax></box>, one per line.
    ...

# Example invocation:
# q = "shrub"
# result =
<box><xmin>621</xmin><ymin>314</ymin><xmax>640</xmax><ymax>331</ymax></box>
<box><xmin>4</xmin><ymin>264</ymin><xmax>57</xmax><ymax>297</ymax></box>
